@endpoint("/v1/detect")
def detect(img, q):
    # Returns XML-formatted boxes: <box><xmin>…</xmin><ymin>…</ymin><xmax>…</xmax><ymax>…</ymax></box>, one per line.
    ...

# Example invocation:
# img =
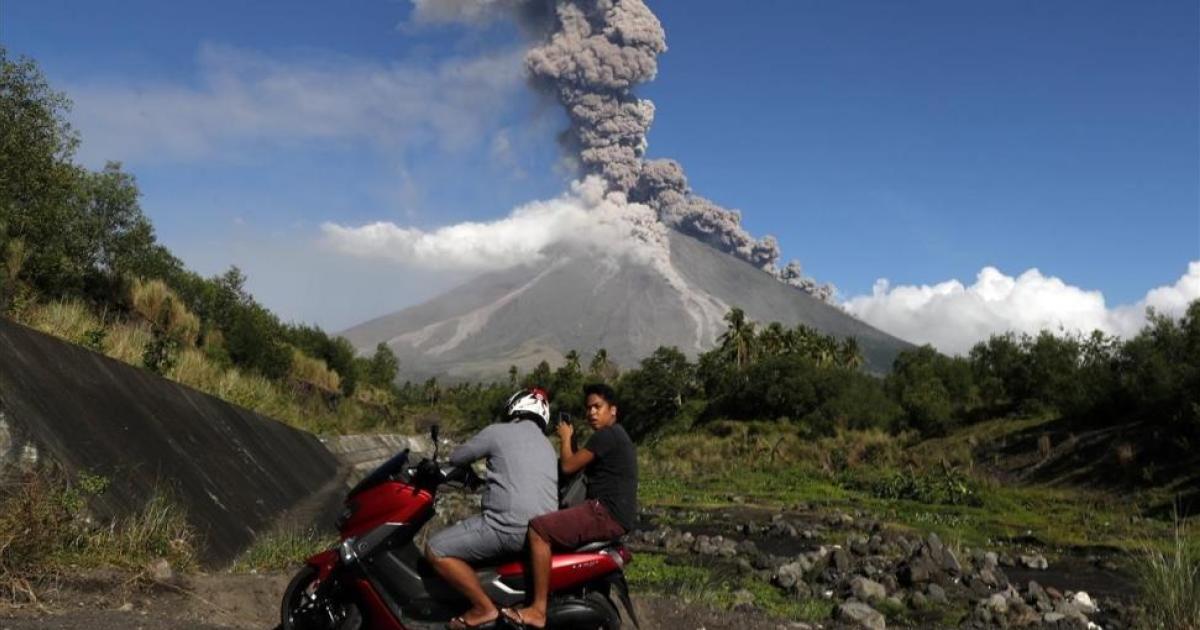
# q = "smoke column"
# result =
<box><xmin>414</xmin><ymin>0</ymin><xmax>833</xmax><ymax>299</ymax></box>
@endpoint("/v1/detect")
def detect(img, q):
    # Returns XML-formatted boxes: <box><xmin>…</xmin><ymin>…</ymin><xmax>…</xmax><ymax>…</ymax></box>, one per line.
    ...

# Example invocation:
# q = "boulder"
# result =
<box><xmin>147</xmin><ymin>558</ymin><xmax>173</xmax><ymax>582</ymax></box>
<box><xmin>898</xmin><ymin>555</ymin><xmax>938</xmax><ymax>586</ymax></box>
<box><xmin>1019</xmin><ymin>553</ymin><xmax>1049</xmax><ymax>570</ymax></box>
<box><xmin>1070</xmin><ymin>591</ymin><xmax>1098</xmax><ymax>615</ymax></box>
<box><xmin>850</xmin><ymin>577</ymin><xmax>887</xmax><ymax>604</ymax></box>
<box><xmin>772</xmin><ymin>561</ymin><xmax>806</xmax><ymax>590</ymax></box>
<box><xmin>829</xmin><ymin>548</ymin><xmax>852</xmax><ymax>573</ymax></box>
<box><xmin>835</xmin><ymin>601</ymin><xmax>886</xmax><ymax>630</ymax></box>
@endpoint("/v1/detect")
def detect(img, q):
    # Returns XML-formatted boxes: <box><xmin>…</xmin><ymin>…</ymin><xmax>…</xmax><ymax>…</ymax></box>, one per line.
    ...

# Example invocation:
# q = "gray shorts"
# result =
<box><xmin>426</xmin><ymin>515</ymin><xmax>526</xmax><ymax>563</ymax></box>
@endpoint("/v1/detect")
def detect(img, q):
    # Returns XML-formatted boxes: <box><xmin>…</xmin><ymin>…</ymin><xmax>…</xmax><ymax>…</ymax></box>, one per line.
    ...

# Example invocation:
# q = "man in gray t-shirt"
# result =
<box><xmin>425</xmin><ymin>389</ymin><xmax>557</xmax><ymax>630</ymax></box>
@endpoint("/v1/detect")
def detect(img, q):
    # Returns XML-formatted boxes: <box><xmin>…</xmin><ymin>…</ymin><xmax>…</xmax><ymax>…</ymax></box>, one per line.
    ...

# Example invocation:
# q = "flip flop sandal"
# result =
<box><xmin>447</xmin><ymin>615</ymin><xmax>499</xmax><ymax>630</ymax></box>
<box><xmin>499</xmin><ymin>608</ymin><xmax>546</xmax><ymax>630</ymax></box>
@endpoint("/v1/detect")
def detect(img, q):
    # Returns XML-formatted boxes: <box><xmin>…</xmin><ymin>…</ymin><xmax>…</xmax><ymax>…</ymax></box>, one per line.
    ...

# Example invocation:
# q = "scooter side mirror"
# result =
<box><xmin>430</xmin><ymin>424</ymin><xmax>440</xmax><ymax>462</ymax></box>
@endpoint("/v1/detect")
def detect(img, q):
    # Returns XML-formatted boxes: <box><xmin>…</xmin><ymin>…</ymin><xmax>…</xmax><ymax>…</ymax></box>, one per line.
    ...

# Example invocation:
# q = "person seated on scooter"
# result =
<box><xmin>425</xmin><ymin>388</ymin><xmax>558</xmax><ymax>630</ymax></box>
<box><xmin>503</xmin><ymin>383</ymin><xmax>637</xmax><ymax>630</ymax></box>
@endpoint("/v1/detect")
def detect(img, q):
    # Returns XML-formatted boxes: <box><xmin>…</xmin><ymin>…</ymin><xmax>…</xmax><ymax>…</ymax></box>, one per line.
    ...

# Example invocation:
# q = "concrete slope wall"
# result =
<box><xmin>0</xmin><ymin>318</ymin><xmax>338</xmax><ymax>565</ymax></box>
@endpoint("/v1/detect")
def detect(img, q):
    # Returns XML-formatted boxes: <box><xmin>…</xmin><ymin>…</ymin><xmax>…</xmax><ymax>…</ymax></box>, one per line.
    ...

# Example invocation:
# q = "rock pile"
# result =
<box><xmin>627</xmin><ymin>516</ymin><xmax>1111</xmax><ymax>629</ymax></box>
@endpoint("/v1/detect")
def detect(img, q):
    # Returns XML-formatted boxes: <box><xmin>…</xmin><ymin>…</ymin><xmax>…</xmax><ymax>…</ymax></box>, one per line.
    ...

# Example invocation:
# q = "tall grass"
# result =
<box><xmin>1135</xmin><ymin>518</ymin><xmax>1200</xmax><ymax>629</ymax></box>
<box><xmin>82</xmin><ymin>493</ymin><xmax>197</xmax><ymax>571</ymax></box>
<box><xmin>231</xmin><ymin>527</ymin><xmax>332</xmax><ymax>573</ymax></box>
<box><xmin>0</xmin><ymin>470</ymin><xmax>196</xmax><ymax>597</ymax></box>
<box><xmin>130</xmin><ymin>278</ymin><xmax>201</xmax><ymax>345</ymax></box>
<box><xmin>289</xmin><ymin>348</ymin><xmax>341</xmax><ymax>394</ymax></box>
<box><xmin>21</xmin><ymin>299</ymin><xmax>103</xmax><ymax>343</ymax></box>
<box><xmin>104</xmin><ymin>320</ymin><xmax>154</xmax><ymax>363</ymax></box>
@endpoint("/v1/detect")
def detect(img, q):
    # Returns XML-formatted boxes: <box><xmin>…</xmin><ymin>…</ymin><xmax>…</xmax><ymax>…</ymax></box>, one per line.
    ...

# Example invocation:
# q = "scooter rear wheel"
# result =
<box><xmin>280</xmin><ymin>565</ymin><xmax>362</xmax><ymax>630</ymax></box>
<box><xmin>549</xmin><ymin>592</ymin><xmax>621</xmax><ymax>630</ymax></box>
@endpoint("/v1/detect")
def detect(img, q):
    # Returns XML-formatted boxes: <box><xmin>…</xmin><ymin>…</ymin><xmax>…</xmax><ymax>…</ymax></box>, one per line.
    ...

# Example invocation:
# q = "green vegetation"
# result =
<box><xmin>1134</xmin><ymin>519</ymin><xmax>1200</xmax><ymax>629</ymax></box>
<box><xmin>639</xmin><ymin>424</ymin><xmax>1194</xmax><ymax>553</ymax></box>
<box><xmin>626</xmin><ymin>552</ymin><xmax>829</xmax><ymax>622</ymax></box>
<box><xmin>231</xmin><ymin>527</ymin><xmax>333</xmax><ymax>573</ymax></box>
<box><xmin>0</xmin><ymin>469</ymin><xmax>196</xmax><ymax>595</ymax></box>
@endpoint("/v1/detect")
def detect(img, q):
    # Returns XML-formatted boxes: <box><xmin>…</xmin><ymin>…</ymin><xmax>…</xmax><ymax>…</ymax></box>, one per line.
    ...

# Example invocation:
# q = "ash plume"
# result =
<box><xmin>409</xmin><ymin>0</ymin><xmax>833</xmax><ymax>300</ymax></box>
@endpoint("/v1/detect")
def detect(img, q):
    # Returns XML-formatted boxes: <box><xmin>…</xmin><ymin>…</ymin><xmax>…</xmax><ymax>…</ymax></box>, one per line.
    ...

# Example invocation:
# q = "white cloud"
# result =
<box><xmin>843</xmin><ymin>261</ymin><xmax>1200</xmax><ymax>355</ymax></box>
<box><xmin>66</xmin><ymin>43</ymin><xmax>526</xmax><ymax>165</ymax></box>
<box><xmin>320</xmin><ymin>176</ymin><xmax>669</xmax><ymax>272</ymax></box>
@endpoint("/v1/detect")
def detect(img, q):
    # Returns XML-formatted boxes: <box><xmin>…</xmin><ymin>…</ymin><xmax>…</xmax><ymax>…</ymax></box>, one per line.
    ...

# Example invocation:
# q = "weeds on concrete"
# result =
<box><xmin>0</xmin><ymin>469</ymin><xmax>196</xmax><ymax>601</ymax></box>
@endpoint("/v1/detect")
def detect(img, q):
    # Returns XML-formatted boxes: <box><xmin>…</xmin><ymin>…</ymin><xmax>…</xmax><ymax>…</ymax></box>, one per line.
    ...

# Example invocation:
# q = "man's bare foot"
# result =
<box><xmin>501</xmin><ymin>606</ymin><xmax>547</xmax><ymax>629</ymax></box>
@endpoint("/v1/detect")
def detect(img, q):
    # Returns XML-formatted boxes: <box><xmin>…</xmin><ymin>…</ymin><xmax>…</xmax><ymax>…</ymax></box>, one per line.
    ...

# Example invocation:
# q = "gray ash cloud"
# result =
<box><xmin>414</xmin><ymin>0</ymin><xmax>833</xmax><ymax>300</ymax></box>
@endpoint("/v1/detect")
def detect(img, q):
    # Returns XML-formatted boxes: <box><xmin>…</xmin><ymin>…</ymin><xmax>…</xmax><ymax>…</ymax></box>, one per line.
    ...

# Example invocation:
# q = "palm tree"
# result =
<box><xmin>588</xmin><ymin>348</ymin><xmax>618</xmax><ymax>382</ymax></box>
<box><xmin>565</xmin><ymin>350</ymin><xmax>581</xmax><ymax>374</ymax></box>
<box><xmin>718</xmin><ymin>308</ymin><xmax>757</xmax><ymax>368</ymax></box>
<box><xmin>838</xmin><ymin>337</ymin><xmax>864</xmax><ymax>370</ymax></box>
<box><xmin>760</xmin><ymin>322</ymin><xmax>787</xmax><ymax>357</ymax></box>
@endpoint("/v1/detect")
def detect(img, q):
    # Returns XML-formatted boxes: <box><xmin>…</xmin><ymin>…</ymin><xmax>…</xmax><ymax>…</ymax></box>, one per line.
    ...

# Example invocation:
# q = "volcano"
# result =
<box><xmin>341</xmin><ymin>232</ymin><xmax>912</xmax><ymax>381</ymax></box>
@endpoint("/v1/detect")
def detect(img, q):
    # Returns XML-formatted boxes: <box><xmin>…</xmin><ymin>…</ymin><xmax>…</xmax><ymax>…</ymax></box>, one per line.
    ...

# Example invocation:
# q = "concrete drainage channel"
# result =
<box><xmin>0</xmin><ymin>317</ymin><xmax>339</xmax><ymax>566</ymax></box>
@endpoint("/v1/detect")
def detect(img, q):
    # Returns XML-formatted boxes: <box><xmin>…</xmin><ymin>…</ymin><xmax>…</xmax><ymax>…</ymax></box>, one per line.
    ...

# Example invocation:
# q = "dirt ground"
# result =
<box><xmin>0</xmin><ymin>572</ymin><xmax>813</xmax><ymax>630</ymax></box>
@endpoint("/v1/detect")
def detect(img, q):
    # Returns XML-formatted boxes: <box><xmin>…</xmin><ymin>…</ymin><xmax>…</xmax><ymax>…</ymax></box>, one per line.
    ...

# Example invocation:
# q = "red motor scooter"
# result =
<box><xmin>278</xmin><ymin>424</ymin><xmax>638</xmax><ymax>630</ymax></box>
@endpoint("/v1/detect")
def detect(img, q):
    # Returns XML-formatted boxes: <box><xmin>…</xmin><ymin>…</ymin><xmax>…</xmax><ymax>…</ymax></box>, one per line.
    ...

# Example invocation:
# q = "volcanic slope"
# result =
<box><xmin>341</xmin><ymin>233</ymin><xmax>912</xmax><ymax>380</ymax></box>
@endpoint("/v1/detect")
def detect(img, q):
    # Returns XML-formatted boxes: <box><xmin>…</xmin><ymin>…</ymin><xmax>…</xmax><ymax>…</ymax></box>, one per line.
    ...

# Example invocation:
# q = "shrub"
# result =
<box><xmin>853</xmin><ymin>467</ymin><xmax>983</xmax><ymax>507</ymax></box>
<box><xmin>288</xmin><ymin>348</ymin><xmax>342</xmax><ymax>394</ymax></box>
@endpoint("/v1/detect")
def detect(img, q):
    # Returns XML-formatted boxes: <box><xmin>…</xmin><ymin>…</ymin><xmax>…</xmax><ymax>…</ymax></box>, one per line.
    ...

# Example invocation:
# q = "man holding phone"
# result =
<box><xmin>502</xmin><ymin>383</ymin><xmax>637</xmax><ymax>629</ymax></box>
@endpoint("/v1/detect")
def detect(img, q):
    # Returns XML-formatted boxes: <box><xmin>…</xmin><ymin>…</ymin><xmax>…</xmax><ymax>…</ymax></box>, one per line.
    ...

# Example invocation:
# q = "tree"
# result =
<box><xmin>523</xmin><ymin>360</ymin><xmax>553</xmax><ymax>390</ymax></box>
<box><xmin>552</xmin><ymin>350</ymin><xmax>585</xmax><ymax>416</ymax></box>
<box><xmin>717</xmin><ymin>308</ymin><xmax>756</xmax><ymax>368</ymax></box>
<box><xmin>969</xmin><ymin>333</ymin><xmax>1026</xmax><ymax>415</ymax></box>
<box><xmin>837</xmin><ymin>337</ymin><xmax>864</xmax><ymax>371</ymax></box>
<box><xmin>423</xmin><ymin>377</ymin><xmax>441</xmax><ymax>405</ymax></box>
<box><xmin>0</xmin><ymin>48</ymin><xmax>79</xmax><ymax>227</ymax></box>
<box><xmin>759</xmin><ymin>322</ymin><xmax>787</xmax><ymax>357</ymax></box>
<box><xmin>588</xmin><ymin>348</ymin><xmax>618</xmax><ymax>382</ymax></box>
<box><xmin>617</xmin><ymin>346</ymin><xmax>696</xmax><ymax>440</ymax></box>
<box><xmin>363</xmin><ymin>343</ymin><xmax>399</xmax><ymax>389</ymax></box>
<box><xmin>886</xmin><ymin>346</ymin><xmax>960</xmax><ymax>435</ymax></box>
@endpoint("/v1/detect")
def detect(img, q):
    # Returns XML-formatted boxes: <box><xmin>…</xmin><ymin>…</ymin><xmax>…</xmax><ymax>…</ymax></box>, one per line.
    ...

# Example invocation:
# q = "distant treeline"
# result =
<box><xmin>442</xmin><ymin>303</ymin><xmax>1196</xmax><ymax>451</ymax></box>
<box><xmin>4</xmin><ymin>50</ymin><xmax>1196</xmax><ymax>449</ymax></box>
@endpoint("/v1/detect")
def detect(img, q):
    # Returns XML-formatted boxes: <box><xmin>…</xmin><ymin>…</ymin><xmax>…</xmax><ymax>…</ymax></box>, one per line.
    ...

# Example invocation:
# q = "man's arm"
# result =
<box><xmin>557</xmin><ymin>422</ymin><xmax>594</xmax><ymax>475</ymax></box>
<box><xmin>448</xmin><ymin>425</ymin><xmax>494</xmax><ymax>467</ymax></box>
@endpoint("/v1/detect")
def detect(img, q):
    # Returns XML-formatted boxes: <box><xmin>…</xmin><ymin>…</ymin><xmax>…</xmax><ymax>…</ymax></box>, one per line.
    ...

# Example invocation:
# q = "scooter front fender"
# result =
<box><xmin>306</xmin><ymin>548</ymin><xmax>340</xmax><ymax>583</ymax></box>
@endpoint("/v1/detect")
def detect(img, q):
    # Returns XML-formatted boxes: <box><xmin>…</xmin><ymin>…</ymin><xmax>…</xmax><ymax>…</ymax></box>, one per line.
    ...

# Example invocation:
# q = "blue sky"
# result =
<box><xmin>3</xmin><ymin>1</ymin><xmax>1197</xmax><ymax>344</ymax></box>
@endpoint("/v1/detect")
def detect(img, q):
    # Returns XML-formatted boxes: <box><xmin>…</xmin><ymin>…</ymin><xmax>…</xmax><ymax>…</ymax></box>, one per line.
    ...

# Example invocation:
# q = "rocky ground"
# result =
<box><xmin>2</xmin><ymin>510</ymin><xmax>1138</xmax><ymax>630</ymax></box>
<box><xmin>0</xmin><ymin>498</ymin><xmax>1143</xmax><ymax>630</ymax></box>
<box><xmin>0</xmin><ymin>572</ymin><xmax>811</xmax><ymax>630</ymax></box>
<box><xmin>628</xmin><ymin>504</ymin><xmax>1140</xmax><ymax>629</ymax></box>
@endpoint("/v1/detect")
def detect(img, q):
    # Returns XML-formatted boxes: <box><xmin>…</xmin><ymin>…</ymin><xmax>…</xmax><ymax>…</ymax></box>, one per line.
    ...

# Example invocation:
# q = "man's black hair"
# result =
<box><xmin>583</xmin><ymin>382</ymin><xmax>618</xmax><ymax>408</ymax></box>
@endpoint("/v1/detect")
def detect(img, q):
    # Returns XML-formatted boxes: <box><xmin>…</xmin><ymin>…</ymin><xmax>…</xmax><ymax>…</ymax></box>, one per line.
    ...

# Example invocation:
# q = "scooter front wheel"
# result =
<box><xmin>280</xmin><ymin>565</ymin><xmax>362</xmax><ymax>630</ymax></box>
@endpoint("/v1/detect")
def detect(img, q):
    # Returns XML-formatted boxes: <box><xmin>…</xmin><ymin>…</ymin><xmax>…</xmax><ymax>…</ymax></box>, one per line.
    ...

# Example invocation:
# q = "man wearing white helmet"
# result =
<box><xmin>425</xmin><ymin>388</ymin><xmax>557</xmax><ymax>630</ymax></box>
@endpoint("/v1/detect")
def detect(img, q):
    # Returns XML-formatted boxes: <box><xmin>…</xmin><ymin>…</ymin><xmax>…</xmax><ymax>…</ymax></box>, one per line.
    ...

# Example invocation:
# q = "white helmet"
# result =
<box><xmin>505</xmin><ymin>388</ymin><xmax>550</xmax><ymax>431</ymax></box>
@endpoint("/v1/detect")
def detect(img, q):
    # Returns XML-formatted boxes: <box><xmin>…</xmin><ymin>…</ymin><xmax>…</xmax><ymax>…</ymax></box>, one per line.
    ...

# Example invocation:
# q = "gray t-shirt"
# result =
<box><xmin>449</xmin><ymin>420</ymin><xmax>557</xmax><ymax>534</ymax></box>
